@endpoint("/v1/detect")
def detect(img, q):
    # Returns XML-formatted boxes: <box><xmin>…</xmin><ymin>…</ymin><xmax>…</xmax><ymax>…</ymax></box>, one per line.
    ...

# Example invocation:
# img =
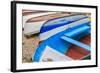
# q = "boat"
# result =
<box><xmin>22</xmin><ymin>10</ymin><xmax>57</xmax><ymax>30</ymax></box>
<box><xmin>32</xmin><ymin>14</ymin><xmax>91</xmax><ymax>62</ymax></box>
<box><xmin>23</xmin><ymin>12</ymin><xmax>75</xmax><ymax>36</ymax></box>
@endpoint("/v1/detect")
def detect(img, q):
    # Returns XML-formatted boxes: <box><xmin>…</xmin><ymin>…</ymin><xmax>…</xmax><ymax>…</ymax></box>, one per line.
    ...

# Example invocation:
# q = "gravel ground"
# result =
<box><xmin>22</xmin><ymin>32</ymin><xmax>40</xmax><ymax>63</ymax></box>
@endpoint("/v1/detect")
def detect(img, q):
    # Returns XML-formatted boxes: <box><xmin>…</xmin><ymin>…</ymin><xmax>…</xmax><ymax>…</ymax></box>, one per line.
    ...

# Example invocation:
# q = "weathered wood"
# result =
<box><xmin>66</xmin><ymin>35</ymin><xmax>90</xmax><ymax>60</ymax></box>
<box><xmin>26</xmin><ymin>12</ymin><xmax>72</xmax><ymax>22</ymax></box>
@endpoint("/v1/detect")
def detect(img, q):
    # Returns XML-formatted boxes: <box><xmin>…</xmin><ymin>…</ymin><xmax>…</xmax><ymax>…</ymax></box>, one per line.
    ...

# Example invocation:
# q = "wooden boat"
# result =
<box><xmin>24</xmin><ymin>14</ymin><xmax>88</xmax><ymax>36</ymax></box>
<box><xmin>23</xmin><ymin>11</ymin><xmax>57</xmax><ymax>31</ymax></box>
<box><xmin>32</xmin><ymin>15</ymin><xmax>91</xmax><ymax>62</ymax></box>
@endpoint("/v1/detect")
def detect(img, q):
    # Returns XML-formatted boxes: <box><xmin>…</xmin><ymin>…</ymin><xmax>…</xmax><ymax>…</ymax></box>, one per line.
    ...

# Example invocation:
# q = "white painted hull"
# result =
<box><xmin>40</xmin><ymin>46</ymin><xmax>73</xmax><ymax>62</ymax></box>
<box><xmin>23</xmin><ymin>12</ymin><xmax>57</xmax><ymax>28</ymax></box>
<box><xmin>24</xmin><ymin>21</ymin><xmax>46</xmax><ymax>35</ymax></box>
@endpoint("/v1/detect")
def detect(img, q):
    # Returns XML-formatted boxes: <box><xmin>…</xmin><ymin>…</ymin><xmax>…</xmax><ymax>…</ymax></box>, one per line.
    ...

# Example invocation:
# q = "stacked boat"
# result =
<box><xmin>22</xmin><ymin>10</ymin><xmax>91</xmax><ymax>62</ymax></box>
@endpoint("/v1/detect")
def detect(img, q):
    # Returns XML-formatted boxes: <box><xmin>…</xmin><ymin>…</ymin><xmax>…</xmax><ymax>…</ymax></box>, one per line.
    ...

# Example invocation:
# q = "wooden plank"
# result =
<box><xmin>66</xmin><ymin>35</ymin><xmax>90</xmax><ymax>60</ymax></box>
<box><xmin>61</xmin><ymin>36</ymin><xmax>90</xmax><ymax>51</ymax></box>
<box><xmin>26</xmin><ymin>12</ymin><xmax>72</xmax><ymax>22</ymax></box>
<box><xmin>22</xmin><ymin>9</ymin><xmax>48</xmax><ymax>16</ymax></box>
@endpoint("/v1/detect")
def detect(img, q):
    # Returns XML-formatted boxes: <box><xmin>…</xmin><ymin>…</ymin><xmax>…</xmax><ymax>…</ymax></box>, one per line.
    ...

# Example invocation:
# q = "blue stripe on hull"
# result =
<box><xmin>40</xmin><ymin>15</ymin><xmax>88</xmax><ymax>33</ymax></box>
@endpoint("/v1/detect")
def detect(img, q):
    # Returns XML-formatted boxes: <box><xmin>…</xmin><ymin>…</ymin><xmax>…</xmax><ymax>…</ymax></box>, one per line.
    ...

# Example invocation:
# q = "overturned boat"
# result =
<box><xmin>23</xmin><ymin>12</ymin><xmax>81</xmax><ymax>36</ymax></box>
